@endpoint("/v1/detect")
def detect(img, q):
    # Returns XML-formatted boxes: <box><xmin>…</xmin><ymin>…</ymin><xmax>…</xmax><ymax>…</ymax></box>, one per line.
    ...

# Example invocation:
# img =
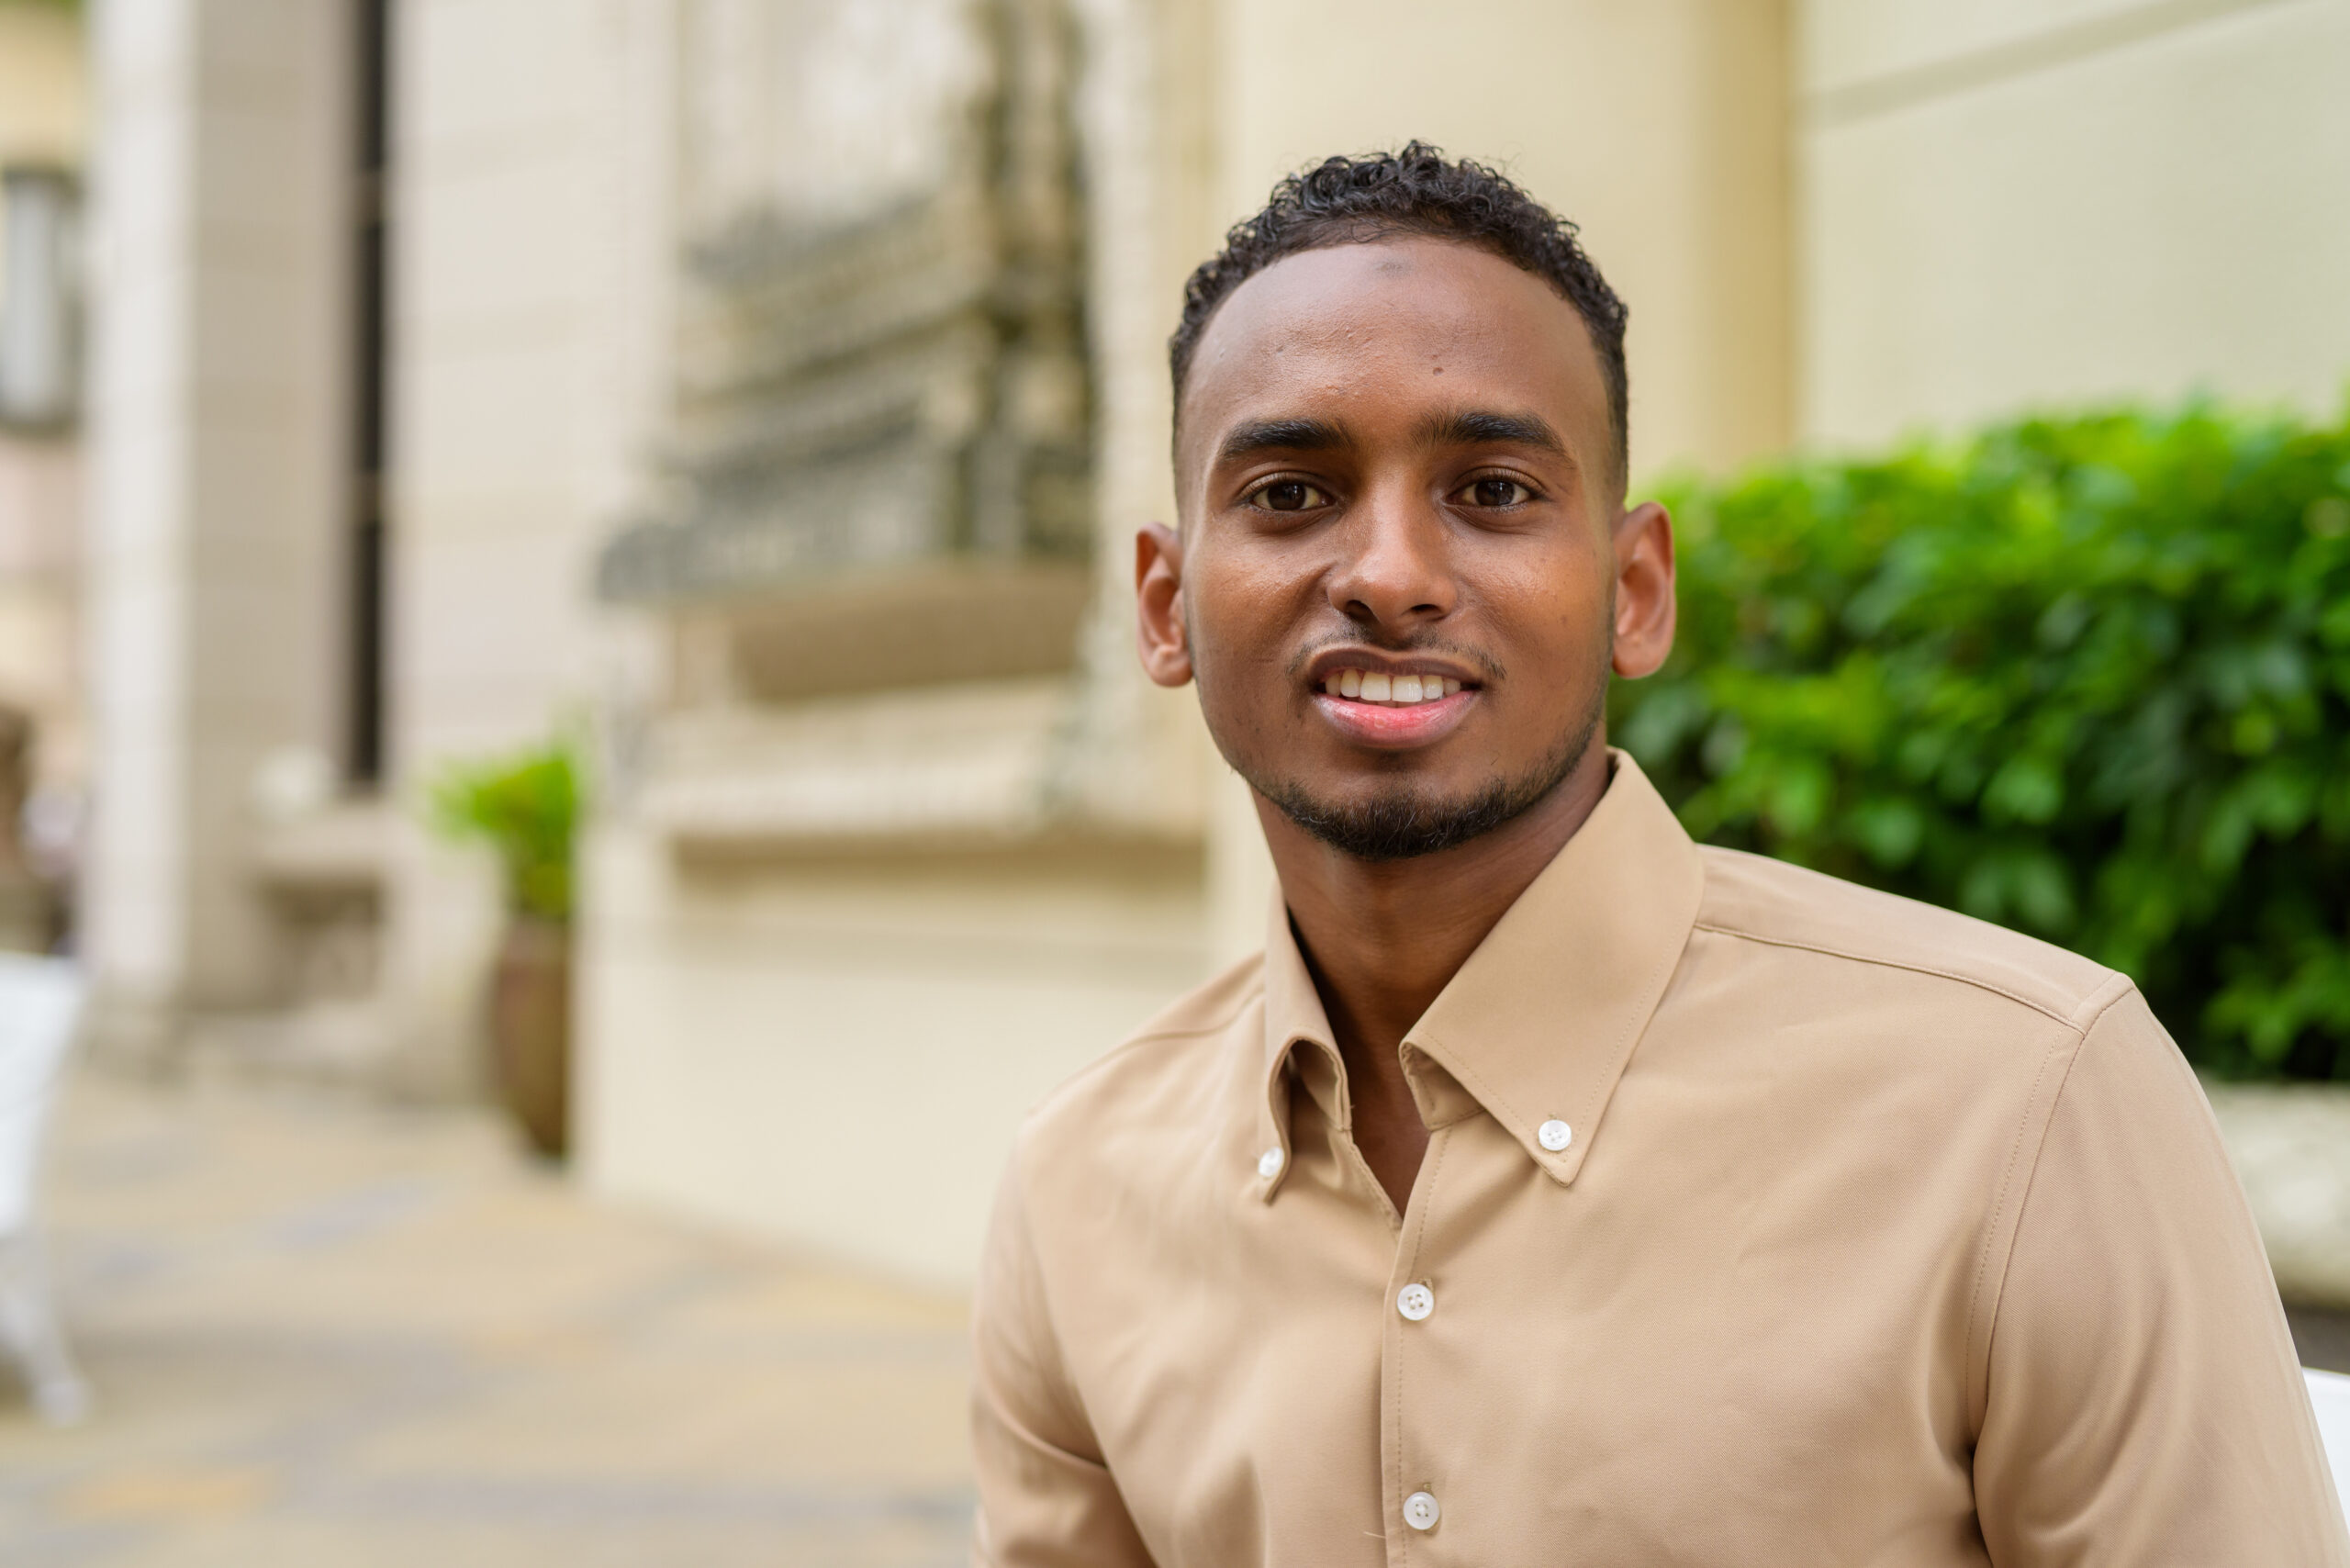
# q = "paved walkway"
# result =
<box><xmin>0</xmin><ymin>1070</ymin><xmax>974</xmax><ymax>1566</ymax></box>
<box><xmin>13</xmin><ymin>1065</ymin><xmax>2344</xmax><ymax>1566</ymax></box>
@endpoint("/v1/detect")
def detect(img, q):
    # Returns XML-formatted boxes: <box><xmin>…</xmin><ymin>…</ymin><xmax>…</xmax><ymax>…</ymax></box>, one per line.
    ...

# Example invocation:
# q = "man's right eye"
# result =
<box><xmin>1251</xmin><ymin>479</ymin><xmax>1333</xmax><ymax>512</ymax></box>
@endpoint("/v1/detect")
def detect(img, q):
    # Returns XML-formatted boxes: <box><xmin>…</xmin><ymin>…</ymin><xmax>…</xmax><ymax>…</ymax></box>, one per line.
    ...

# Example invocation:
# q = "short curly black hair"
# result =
<box><xmin>1170</xmin><ymin>141</ymin><xmax>1630</xmax><ymax>490</ymax></box>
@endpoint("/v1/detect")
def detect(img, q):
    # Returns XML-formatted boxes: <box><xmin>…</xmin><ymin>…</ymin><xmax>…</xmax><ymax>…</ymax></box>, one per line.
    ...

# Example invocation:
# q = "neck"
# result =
<box><xmin>1261</xmin><ymin>740</ymin><xmax>1614</xmax><ymax>1097</ymax></box>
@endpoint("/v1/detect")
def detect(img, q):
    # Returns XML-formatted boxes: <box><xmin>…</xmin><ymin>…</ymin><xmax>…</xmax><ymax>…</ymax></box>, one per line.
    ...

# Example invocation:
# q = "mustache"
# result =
<box><xmin>1282</xmin><ymin>631</ymin><xmax>1508</xmax><ymax>685</ymax></box>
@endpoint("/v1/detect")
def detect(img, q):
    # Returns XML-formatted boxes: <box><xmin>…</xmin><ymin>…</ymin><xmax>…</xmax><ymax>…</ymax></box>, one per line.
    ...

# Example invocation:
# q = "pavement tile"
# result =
<box><xmin>0</xmin><ymin>1070</ymin><xmax>974</xmax><ymax>1566</ymax></box>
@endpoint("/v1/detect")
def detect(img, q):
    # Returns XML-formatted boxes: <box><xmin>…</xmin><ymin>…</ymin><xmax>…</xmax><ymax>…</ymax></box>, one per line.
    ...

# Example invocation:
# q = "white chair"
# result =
<box><xmin>0</xmin><ymin>953</ymin><xmax>86</xmax><ymax>1423</ymax></box>
<box><xmin>2307</xmin><ymin>1367</ymin><xmax>2350</xmax><ymax>1518</ymax></box>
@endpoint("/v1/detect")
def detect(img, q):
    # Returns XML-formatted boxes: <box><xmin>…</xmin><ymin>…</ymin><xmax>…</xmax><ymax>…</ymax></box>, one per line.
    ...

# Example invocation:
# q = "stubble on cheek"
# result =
<box><xmin>1184</xmin><ymin>618</ymin><xmax>1284</xmax><ymax>783</ymax></box>
<box><xmin>1179</xmin><ymin>555</ymin><xmax>1296</xmax><ymax>778</ymax></box>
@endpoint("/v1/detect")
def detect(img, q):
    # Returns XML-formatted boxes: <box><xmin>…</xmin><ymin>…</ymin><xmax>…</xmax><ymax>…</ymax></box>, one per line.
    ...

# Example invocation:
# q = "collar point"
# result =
<box><xmin>1530</xmin><ymin>1145</ymin><xmax>1587</xmax><ymax>1187</ymax></box>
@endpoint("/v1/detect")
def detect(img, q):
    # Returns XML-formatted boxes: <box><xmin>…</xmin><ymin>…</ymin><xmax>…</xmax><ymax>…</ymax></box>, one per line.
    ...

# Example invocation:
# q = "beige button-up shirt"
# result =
<box><xmin>971</xmin><ymin>755</ymin><xmax>2348</xmax><ymax>1564</ymax></box>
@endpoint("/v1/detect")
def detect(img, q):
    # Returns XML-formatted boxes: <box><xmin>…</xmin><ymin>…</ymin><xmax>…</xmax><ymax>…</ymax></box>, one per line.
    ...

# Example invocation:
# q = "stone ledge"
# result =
<box><xmin>684</xmin><ymin>557</ymin><xmax>1093</xmax><ymax>704</ymax></box>
<box><xmin>629</xmin><ymin>676</ymin><xmax>1201</xmax><ymax>857</ymax></box>
<box><xmin>248</xmin><ymin>798</ymin><xmax>395</xmax><ymax>896</ymax></box>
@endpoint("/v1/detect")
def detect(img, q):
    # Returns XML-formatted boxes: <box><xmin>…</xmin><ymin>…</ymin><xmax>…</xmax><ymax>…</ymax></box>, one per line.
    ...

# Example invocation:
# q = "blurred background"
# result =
<box><xmin>0</xmin><ymin>0</ymin><xmax>2348</xmax><ymax>1561</ymax></box>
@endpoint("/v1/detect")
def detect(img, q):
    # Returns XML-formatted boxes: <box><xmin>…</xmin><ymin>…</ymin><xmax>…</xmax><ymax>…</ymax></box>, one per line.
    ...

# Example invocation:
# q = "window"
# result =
<box><xmin>0</xmin><ymin>166</ymin><xmax>80</xmax><ymax>431</ymax></box>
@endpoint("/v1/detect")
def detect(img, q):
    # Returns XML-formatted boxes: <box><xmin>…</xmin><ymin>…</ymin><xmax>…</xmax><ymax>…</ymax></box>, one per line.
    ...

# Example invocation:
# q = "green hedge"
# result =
<box><xmin>1612</xmin><ymin>401</ymin><xmax>2350</xmax><ymax>1079</ymax></box>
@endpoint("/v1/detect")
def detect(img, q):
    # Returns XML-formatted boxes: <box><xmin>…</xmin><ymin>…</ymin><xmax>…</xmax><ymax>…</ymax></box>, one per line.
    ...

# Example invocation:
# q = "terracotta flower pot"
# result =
<box><xmin>489</xmin><ymin>917</ymin><xmax>571</xmax><ymax>1159</ymax></box>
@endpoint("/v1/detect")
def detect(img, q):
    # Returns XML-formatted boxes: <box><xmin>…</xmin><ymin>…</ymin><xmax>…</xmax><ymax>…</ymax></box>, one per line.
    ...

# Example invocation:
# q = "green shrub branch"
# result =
<box><xmin>1614</xmin><ymin>399</ymin><xmax>2350</xmax><ymax>1079</ymax></box>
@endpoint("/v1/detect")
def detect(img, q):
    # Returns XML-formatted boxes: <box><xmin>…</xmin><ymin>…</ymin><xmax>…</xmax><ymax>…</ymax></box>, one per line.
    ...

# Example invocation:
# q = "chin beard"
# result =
<box><xmin>1248</xmin><ymin>689</ymin><xmax>1606</xmax><ymax>863</ymax></box>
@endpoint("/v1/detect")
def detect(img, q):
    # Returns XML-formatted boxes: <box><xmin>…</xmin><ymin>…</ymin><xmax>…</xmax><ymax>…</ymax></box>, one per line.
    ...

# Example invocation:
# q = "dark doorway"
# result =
<box><xmin>348</xmin><ymin>0</ymin><xmax>393</xmax><ymax>785</ymax></box>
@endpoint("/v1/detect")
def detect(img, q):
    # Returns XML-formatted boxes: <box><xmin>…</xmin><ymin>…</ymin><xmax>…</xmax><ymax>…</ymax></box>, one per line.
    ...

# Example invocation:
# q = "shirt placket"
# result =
<box><xmin>1380</xmin><ymin>1120</ymin><xmax>1453</xmax><ymax>1562</ymax></box>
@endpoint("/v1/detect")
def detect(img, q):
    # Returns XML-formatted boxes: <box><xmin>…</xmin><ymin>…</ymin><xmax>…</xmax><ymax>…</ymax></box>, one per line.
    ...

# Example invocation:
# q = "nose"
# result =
<box><xmin>1326</xmin><ymin>480</ymin><xmax>1455</xmax><ymax>634</ymax></box>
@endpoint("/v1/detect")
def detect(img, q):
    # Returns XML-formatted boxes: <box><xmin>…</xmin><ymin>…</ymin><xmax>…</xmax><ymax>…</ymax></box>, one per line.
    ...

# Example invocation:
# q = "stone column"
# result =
<box><xmin>83</xmin><ymin>0</ymin><xmax>350</xmax><ymax>1053</ymax></box>
<box><xmin>376</xmin><ymin>0</ymin><xmax>650</xmax><ymax>1096</ymax></box>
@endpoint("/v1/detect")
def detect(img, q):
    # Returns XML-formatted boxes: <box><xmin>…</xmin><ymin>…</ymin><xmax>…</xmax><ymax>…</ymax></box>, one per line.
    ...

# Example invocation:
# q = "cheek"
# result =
<box><xmin>1464</xmin><ymin>541</ymin><xmax>1615</xmax><ymax>671</ymax></box>
<box><xmin>1179</xmin><ymin>558</ymin><xmax>1279</xmax><ymax>729</ymax></box>
<box><xmin>1184</xmin><ymin>545</ymin><xmax>1308</xmax><ymax>670</ymax></box>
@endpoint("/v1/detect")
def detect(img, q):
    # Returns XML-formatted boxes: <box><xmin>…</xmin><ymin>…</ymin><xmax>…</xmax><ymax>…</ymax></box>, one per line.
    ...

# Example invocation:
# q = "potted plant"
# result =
<box><xmin>427</xmin><ymin>739</ymin><xmax>580</xmax><ymax>1159</ymax></box>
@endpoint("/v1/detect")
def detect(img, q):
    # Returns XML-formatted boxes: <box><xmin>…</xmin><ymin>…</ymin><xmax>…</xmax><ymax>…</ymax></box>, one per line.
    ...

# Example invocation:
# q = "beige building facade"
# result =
<box><xmin>54</xmin><ymin>0</ymin><xmax>2350</xmax><ymax>1283</ymax></box>
<box><xmin>1802</xmin><ymin>0</ymin><xmax>2350</xmax><ymax>445</ymax></box>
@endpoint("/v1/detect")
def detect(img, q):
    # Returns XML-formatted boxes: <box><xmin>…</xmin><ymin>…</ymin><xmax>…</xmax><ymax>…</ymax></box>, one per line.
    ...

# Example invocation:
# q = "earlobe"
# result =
<box><xmin>1135</xmin><ymin>522</ymin><xmax>1195</xmax><ymax>689</ymax></box>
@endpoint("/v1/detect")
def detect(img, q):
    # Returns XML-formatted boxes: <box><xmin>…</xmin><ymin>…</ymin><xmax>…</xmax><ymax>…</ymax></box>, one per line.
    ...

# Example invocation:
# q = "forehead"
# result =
<box><xmin>1178</xmin><ymin>237</ymin><xmax>1608</xmax><ymax>465</ymax></box>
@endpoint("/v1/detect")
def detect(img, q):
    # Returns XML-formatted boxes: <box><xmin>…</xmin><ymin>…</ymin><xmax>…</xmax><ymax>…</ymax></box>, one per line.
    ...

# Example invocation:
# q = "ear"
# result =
<box><xmin>1135</xmin><ymin>522</ymin><xmax>1193</xmax><ymax>688</ymax></box>
<box><xmin>1609</xmin><ymin>500</ymin><xmax>1676</xmax><ymax>679</ymax></box>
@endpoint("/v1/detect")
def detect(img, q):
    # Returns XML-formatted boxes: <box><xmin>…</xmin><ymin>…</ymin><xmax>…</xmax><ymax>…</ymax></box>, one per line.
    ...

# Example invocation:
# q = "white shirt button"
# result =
<box><xmin>1538</xmin><ymin>1118</ymin><xmax>1573</xmax><ymax>1152</ymax></box>
<box><xmin>1404</xmin><ymin>1490</ymin><xmax>1441</xmax><ymax>1530</ymax></box>
<box><xmin>1396</xmin><ymin>1282</ymin><xmax>1435</xmax><ymax>1322</ymax></box>
<box><xmin>1257</xmin><ymin>1147</ymin><xmax>1284</xmax><ymax>1180</ymax></box>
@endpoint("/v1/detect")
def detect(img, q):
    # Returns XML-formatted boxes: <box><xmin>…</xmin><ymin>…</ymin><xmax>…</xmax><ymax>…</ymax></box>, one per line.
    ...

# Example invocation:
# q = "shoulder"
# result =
<box><xmin>1012</xmin><ymin>949</ymin><xmax>1266</xmax><ymax>1173</ymax></box>
<box><xmin>1693</xmin><ymin>845</ymin><xmax>2128</xmax><ymax>1033</ymax></box>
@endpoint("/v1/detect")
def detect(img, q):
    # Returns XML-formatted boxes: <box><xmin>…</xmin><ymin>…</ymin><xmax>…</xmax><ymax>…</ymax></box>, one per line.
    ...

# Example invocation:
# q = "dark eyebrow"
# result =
<box><xmin>1416</xmin><ymin>408</ymin><xmax>1567</xmax><ymax>456</ymax></box>
<box><xmin>1214</xmin><ymin>417</ymin><xmax>1349</xmax><ymax>465</ymax></box>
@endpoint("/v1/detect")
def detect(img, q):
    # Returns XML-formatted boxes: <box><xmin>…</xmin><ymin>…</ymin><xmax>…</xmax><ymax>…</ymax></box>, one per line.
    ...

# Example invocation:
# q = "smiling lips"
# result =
<box><xmin>1310</xmin><ymin>666</ymin><xmax>1479</xmax><ymax>747</ymax></box>
<box><xmin>1320</xmin><ymin>669</ymin><xmax>1464</xmax><ymax>705</ymax></box>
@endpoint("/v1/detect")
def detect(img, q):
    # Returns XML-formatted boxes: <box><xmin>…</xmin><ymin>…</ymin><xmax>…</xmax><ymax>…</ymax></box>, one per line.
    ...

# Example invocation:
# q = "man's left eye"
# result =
<box><xmin>1461</xmin><ymin>477</ymin><xmax>1533</xmax><ymax>507</ymax></box>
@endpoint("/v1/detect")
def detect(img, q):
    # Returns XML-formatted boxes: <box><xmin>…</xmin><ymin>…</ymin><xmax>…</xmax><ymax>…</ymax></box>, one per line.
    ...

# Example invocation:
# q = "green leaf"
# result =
<box><xmin>423</xmin><ymin>737</ymin><xmax>583</xmax><ymax>925</ymax></box>
<box><xmin>1613</xmin><ymin>395</ymin><xmax>2350</xmax><ymax>1080</ymax></box>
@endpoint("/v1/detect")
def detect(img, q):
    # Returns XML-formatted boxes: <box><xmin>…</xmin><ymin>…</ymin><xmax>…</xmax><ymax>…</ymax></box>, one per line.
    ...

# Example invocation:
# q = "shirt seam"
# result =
<box><xmin>1025</xmin><ymin>988</ymin><xmax>1268</xmax><ymax>1131</ymax></box>
<box><xmin>1127</xmin><ymin>1000</ymin><xmax>1262</xmax><ymax>1046</ymax></box>
<box><xmin>1691</xmin><ymin>919</ymin><xmax>2107</xmax><ymax>1027</ymax></box>
<box><xmin>1964</xmin><ymin>970</ymin><xmax>2137</xmax><ymax>1427</ymax></box>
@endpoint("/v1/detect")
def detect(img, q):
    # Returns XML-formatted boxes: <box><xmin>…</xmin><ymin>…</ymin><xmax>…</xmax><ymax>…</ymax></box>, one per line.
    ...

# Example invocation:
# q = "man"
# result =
<box><xmin>969</xmin><ymin>143</ymin><xmax>2347</xmax><ymax>1564</ymax></box>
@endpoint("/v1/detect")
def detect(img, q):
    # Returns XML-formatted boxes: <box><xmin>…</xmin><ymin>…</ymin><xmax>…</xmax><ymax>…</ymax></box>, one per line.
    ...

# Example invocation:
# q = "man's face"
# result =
<box><xmin>1137</xmin><ymin>237</ymin><xmax>1674</xmax><ymax>861</ymax></box>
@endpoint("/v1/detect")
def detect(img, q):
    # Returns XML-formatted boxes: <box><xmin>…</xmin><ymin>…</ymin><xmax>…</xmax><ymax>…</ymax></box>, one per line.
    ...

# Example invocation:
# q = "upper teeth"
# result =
<box><xmin>1324</xmin><ymin>670</ymin><xmax>1463</xmax><ymax>704</ymax></box>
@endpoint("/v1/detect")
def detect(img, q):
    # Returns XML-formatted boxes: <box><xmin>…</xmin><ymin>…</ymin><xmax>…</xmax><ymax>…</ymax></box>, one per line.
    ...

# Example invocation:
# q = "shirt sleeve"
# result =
<box><xmin>968</xmin><ymin>1148</ymin><xmax>1156</xmax><ymax>1568</ymax></box>
<box><xmin>1973</xmin><ymin>984</ymin><xmax>2350</xmax><ymax>1565</ymax></box>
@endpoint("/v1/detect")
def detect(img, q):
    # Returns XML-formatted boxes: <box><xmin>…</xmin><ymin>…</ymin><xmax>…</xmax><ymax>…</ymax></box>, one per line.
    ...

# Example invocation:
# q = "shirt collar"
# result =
<box><xmin>1254</xmin><ymin>751</ymin><xmax>1705</xmax><ymax>1198</ymax></box>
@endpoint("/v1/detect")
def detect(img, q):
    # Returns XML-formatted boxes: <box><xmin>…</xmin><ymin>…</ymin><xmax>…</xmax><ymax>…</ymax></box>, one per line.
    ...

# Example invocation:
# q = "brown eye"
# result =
<box><xmin>1466</xmin><ymin>477</ymin><xmax>1532</xmax><ymax>507</ymax></box>
<box><xmin>1255</xmin><ymin>480</ymin><xmax>1331</xmax><ymax>512</ymax></box>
